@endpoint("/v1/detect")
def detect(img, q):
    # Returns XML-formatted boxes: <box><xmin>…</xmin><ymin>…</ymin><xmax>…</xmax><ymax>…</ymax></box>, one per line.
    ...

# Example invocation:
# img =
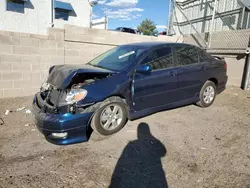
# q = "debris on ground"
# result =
<box><xmin>126</xmin><ymin>130</ymin><xmax>136</xmax><ymax>133</ymax></box>
<box><xmin>0</xmin><ymin>118</ymin><xmax>4</xmax><ymax>125</ymax></box>
<box><xmin>25</xmin><ymin>109</ymin><xmax>31</xmax><ymax>114</ymax></box>
<box><xmin>16</xmin><ymin>107</ymin><xmax>25</xmax><ymax>112</ymax></box>
<box><xmin>31</xmin><ymin>129</ymin><xmax>36</xmax><ymax>132</ymax></box>
<box><xmin>5</xmin><ymin>110</ymin><xmax>10</xmax><ymax>115</ymax></box>
<box><xmin>25</xmin><ymin>124</ymin><xmax>30</xmax><ymax>127</ymax></box>
<box><xmin>0</xmin><ymin>87</ymin><xmax>250</xmax><ymax>188</ymax></box>
<box><xmin>214</xmin><ymin>136</ymin><xmax>221</xmax><ymax>140</ymax></box>
<box><xmin>187</xmin><ymin>163</ymin><xmax>198</xmax><ymax>172</ymax></box>
<box><xmin>4</xmin><ymin>107</ymin><xmax>31</xmax><ymax>116</ymax></box>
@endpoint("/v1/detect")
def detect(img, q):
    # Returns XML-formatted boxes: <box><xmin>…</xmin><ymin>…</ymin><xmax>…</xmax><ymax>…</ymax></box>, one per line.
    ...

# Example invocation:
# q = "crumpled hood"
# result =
<box><xmin>47</xmin><ymin>64</ymin><xmax>115</xmax><ymax>89</ymax></box>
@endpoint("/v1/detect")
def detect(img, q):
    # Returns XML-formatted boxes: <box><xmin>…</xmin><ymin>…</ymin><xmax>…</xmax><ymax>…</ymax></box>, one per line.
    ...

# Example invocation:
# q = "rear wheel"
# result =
<box><xmin>91</xmin><ymin>97</ymin><xmax>128</xmax><ymax>136</ymax></box>
<box><xmin>197</xmin><ymin>81</ymin><xmax>217</xmax><ymax>108</ymax></box>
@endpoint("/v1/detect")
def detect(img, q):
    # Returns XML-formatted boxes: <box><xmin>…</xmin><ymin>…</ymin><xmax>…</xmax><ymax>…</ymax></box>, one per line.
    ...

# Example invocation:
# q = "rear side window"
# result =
<box><xmin>197</xmin><ymin>48</ymin><xmax>211</xmax><ymax>62</ymax></box>
<box><xmin>142</xmin><ymin>47</ymin><xmax>174</xmax><ymax>70</ymax></box>
<box><xmin>175</xmin><ymin>46</ymin><xmax>199</xmax><ymax>66</ymax></box>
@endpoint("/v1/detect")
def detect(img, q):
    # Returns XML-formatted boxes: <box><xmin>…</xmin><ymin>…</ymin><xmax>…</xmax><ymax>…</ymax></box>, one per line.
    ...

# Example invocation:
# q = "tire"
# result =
<box><xmin>197</xmin><ymin>81</ymin><xmax>217</xmax><ymax>108</ymax></box>
<box><xmin>90</xmin><ymin>97</ymin><xmax>128</xmax><ymax>136</ymax></box>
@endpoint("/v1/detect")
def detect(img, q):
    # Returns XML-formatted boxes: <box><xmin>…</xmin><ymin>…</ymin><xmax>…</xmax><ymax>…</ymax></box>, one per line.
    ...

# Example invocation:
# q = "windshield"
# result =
<box><xmin>87</xmin><ymin>46</ymin><xmax>146</xmax><ymax>71</ymax></box>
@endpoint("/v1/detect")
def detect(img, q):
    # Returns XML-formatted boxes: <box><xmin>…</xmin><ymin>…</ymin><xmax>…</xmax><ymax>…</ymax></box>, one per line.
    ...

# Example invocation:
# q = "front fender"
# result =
<box><xmin>78</xmin><ymin>72</ymin><xmax>132</xmax><ymax>107</ymax></box>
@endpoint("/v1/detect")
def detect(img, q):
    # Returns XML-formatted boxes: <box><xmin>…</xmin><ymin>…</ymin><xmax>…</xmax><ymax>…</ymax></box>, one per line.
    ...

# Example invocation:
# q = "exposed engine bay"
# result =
<box><xmin>69</xmin><ymin>73</ymin><xmax>110</xmax><ymax>89</ymax></box>
<box><xmin>37</xmin><ymin>72</ymin><xmax>112</xmax><ymax>114</ymax></box>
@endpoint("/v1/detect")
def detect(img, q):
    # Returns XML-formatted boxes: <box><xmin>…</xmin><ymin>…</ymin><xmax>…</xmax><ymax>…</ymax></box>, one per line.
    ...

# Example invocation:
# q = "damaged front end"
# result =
<box><xmin>38</xmin><ymin>72</ymin><xmax>109</xmax><ymax>114</ymax></box>
<box><xmin>32</xmin><ymin>65</ymin><xmax>115</xmax><ymax>145</ymax></box>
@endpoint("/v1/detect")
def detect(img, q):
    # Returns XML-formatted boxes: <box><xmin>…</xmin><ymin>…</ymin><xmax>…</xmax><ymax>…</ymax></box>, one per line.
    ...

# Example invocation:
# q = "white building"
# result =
<box><xmin>0</xmin><ymin>0</ymin><xmax>91</xmax><ymax>34</ymax></box>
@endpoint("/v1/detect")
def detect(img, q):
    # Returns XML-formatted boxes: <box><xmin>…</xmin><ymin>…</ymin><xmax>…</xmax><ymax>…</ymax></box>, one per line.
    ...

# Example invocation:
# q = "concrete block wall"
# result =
<box><xmin>0</xmin><ymin>28</ymin><xmax>65</xmax><ymax>98</ymax></box>
<box><xmin>0</xmin><ymin>25</ymin><xmax>181</xmax><ymax>98</ymax></box>
<box><xmin>64</xmin><ymin>25</ymin><xmax>183</xmax><ymax>64</ymax></box>
<box><xmin>65</xmin><ymin>42</ymin><xmax>114</xmax><ymax>64</ymax></box>
<box><xmin>183</xmin><ymin>33</ymin><xmax>207</xmax><ymax>48</ymax></box>
<box><xmin>65</xmin><ymin>25</ymin><xmax>164</xmax><ymax>45</ymax></box>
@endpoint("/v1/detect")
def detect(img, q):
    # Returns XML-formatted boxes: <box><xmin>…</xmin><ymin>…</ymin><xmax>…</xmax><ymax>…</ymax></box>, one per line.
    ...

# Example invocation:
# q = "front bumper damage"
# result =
<box><xmin>32</xmin><ymin>93</ymin><xmax>94</xmax><ymax>145</ymax></box>
<box><xmin>32</xmin><ymin>64</ymin><xmax>116</xmax><ymax>145</ymax></box>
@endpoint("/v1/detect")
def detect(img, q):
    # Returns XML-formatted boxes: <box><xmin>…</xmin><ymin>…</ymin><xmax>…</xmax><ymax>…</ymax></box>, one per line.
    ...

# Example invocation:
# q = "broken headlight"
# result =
<box><xmin>65</xmin><ymin>89</ymin><xmax>88</xmax><ymax>104</ymax></box>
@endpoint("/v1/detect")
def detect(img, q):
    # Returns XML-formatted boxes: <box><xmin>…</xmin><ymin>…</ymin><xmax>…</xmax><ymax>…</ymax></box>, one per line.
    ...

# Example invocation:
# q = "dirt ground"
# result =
<box><xmin>0</xmin><ymin>86</ymin><xmax>250</xmax><ymax>188</ymax></box>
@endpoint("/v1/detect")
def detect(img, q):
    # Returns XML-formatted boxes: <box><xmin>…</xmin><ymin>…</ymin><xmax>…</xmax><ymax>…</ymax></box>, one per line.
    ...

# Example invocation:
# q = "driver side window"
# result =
<box><xmin>141</xmin><ymin>47</ymin><xmax>174</xmax><ymax>70</ymax></box>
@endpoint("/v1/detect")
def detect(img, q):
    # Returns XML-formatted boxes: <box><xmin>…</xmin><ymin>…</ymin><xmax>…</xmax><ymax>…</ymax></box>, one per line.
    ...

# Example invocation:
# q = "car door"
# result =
<box><xmin>133</xmin><ymin>46</ymin><xmax>179</xmax><ymax>111</ymax></box>
<box><xmin>175</xmin><ymin>45</ymin><xmax>210</xmax><ymax>100</ymax></box>
<box><xmin>197</xmin><ymin>47</ymin><xmax>213</xmax><ymax>74</ymax></box>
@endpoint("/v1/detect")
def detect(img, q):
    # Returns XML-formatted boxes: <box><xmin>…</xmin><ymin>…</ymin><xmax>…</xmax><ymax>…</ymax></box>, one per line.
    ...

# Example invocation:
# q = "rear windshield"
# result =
<box><xmin>87</xmin><ymin>46</ymin><xmax>146</xmax><ymax>71</ymax></box>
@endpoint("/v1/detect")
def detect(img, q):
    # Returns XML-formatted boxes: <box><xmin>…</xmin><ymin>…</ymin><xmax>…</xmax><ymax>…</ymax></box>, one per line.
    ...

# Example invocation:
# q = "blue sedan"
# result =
<box><xmin>32</xmin><ymin>42</ymin><xmax>228</xmax><ymax>145</ymax></box>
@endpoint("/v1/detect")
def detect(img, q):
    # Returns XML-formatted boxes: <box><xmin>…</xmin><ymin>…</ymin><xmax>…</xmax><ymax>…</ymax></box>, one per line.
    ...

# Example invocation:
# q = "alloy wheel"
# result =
<box><xmin>203</xmin><ymin>85</ymin><xmax>215</xmax><ymax>104</ymax></box>
<box><xmin>100</xmin><ymin>104</ymin><xmax>123</xmax><ymax>131</ymax></box>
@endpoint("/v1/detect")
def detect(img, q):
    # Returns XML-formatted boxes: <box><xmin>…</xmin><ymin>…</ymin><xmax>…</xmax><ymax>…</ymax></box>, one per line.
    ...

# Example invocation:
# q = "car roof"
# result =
<box><xmin>116</xmin><ymin>27</ymin><xmax>134</xmax><ymax>29</ymax></box>
<box><xmin>121</xmin><ymin>42</ymin><xmax>193</xmax><ymax>49</ymax></box>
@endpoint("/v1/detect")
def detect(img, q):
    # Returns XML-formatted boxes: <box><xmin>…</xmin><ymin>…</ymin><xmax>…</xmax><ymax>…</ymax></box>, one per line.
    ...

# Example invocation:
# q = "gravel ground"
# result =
<box><xmin>0</xmin><ymin>86</ymin><xmax>250</xmax><ymax>188</ymax></box>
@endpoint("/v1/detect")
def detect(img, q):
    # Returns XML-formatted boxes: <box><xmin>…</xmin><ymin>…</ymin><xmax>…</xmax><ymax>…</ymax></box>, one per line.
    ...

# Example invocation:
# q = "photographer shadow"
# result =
<box><xmin>109</xmin><ymin>122</ymin><xmax>168</xmax><ymax>188</ymax></box>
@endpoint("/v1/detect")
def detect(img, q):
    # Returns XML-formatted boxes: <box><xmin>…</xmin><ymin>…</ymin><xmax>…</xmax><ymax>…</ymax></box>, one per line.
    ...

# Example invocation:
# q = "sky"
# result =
<box><xmin>92</xmin><ymin>0</ymin><xmax>170</xmax><ymax>31</ymax></box>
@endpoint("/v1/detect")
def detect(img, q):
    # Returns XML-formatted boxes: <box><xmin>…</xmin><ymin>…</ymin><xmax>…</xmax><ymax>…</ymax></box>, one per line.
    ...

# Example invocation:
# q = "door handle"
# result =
<box><xmin>202</xmin><ymin>65</ymin><xmax>207</xmax><ymax>70</ymax></box>
<box><xmin>170</xmin><ymin>71</ymin><xmax>177</xmax><ymax>76</ymax></box>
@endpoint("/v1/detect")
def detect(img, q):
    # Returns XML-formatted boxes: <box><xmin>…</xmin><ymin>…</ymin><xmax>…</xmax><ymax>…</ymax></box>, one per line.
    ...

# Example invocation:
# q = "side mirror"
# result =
<box><xmin>136</xmin><ymin>65</ymin><xmax>151</xmax><ymax>74</ymax></box>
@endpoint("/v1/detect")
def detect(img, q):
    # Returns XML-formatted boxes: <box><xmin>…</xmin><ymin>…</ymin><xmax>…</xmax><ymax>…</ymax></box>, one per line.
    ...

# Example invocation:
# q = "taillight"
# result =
<box><xmin>224</xmin><ymin>63</ymin><xmax>227</xmax><ymax>69</ymax></box>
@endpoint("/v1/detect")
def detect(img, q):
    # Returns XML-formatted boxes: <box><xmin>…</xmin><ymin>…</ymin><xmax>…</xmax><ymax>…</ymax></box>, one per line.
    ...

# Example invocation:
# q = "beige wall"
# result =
<box><xmin>0</xmin><ymin>25</ymin><xmax>179</xmax><ymax>98</ymax></box>
<box><xmin>0</xmin><ymin>29</ymin><xmax>64</xmax><ymax>98</ymax></box>
<box><xmin>225</xmin><ymin>57</ymin><xmax>245</xmax><ymax>87</ymax></box>
<box><xmin>64</xmin><ymin>25</ymin><xmax>183</xmax><ymax>65</ymax></box>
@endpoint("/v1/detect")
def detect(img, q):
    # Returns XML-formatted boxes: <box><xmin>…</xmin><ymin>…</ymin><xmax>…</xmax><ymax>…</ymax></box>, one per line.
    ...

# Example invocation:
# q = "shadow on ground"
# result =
<box><xmin>109</xmin><ymin>122</ymin><xmax>168</xmax><ymax>188</ymax></box>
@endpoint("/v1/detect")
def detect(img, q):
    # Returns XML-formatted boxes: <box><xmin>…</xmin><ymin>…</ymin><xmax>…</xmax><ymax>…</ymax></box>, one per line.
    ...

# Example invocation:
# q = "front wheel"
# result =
<box><xmin>197</xmin><ymin>81</ymin><xmax>217</xmax><ymax>108</ymax></box>
<box><xmin>91</xmin><ymin>97</ymin><xmax>128</xmax><ymax>136</ymax></box>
